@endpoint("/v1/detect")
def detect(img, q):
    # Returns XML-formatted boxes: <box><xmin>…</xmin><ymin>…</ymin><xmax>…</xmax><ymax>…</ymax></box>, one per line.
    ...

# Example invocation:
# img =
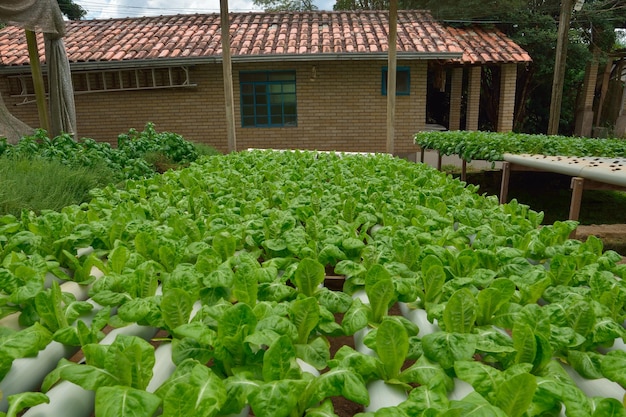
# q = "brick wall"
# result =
<box><xmin>1</xmin><ymin>59</ymin><xmax>427</xmax><ymax>154</ymax></box>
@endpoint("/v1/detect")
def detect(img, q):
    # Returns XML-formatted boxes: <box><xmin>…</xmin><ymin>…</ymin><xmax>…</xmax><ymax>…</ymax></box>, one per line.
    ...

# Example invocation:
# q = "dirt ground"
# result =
<box><xmin>574</xmin><ymin>224</ymin><xmax>626</xmax><ymax>255</ymax></box>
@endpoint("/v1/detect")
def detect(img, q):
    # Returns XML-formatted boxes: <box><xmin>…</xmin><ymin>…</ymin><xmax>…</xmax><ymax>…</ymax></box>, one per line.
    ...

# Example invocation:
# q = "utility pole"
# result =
<box><xmin>547</xmin><ymin>0</ymin><xmax>574</xmax><ymax>135</ymax></box>
<box><xmin>220</xmin><ymin>0</ymin><xmax>237</xmax><ymax>152</ymax></box>
<box><xmin>386</xmin><ymin>0</ymin><xmax>397</xmax><ymax>154</ymax></box>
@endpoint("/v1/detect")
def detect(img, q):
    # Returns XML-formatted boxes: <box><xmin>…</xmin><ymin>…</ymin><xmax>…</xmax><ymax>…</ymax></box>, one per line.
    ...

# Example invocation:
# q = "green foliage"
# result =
<box><xmin>2</xmin><ymin>149</ymin><xmax>626</xmax><ymax>416</ymax></box>
<box><xmin>414</xmin><ymin>130</ymin><xmax>626</xmax><ymax>162</ymax></box>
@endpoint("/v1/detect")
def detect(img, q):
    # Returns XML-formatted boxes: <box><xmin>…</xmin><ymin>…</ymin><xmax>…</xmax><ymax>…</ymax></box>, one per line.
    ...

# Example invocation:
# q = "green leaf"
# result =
<box><xmin>213</xmin><ymin>231</ymin><xmax>237</xmax><ymax>262</ymax></box>
<box><xmin>567</xmin><ymin>350</ymin><xmax>604</xmax><ymax>379</ymax></box>
<box><xmin>104</xmin><ymin>335</ymin><xmax>155</xmax><ymax>390</ymax></box>
<box><xmin>249</xmin><ymin>379</ymin><xmax>307</xmax><ymax>417</ymax></box>
<box><xmin>95</xmin><ymin>386</ymin><xmax>161</xmax><ymax>417</ymax></box>
<box><xmin>5</xmin><ymin>392</ymin><xmax>49</xmax><ymax>417</ymax></box>
<box><xmin>422</xmin><ymin>255</ymin><xmax>445</xmax><ymax>305</ymax></box>
<box><xmin>171</xmin><ymin>337</ymin><xmax>213</xmax><ymax>365</ymax></box>
<box><xmin>421</xmin><ymin>331</ymin><xmax>476</xmax><ymax>370</ymax></box>
<box><xmin>512</xmin><ymin>322</ymin><xmax>536</xmax><ymax>365</ymax></box>
<box><xmin>365</xmin><ymin>265</ymin><xmax>395</xmax><ymax>324</ymax></box>
<box><xmin>315</xmin><ymin>287</ymin><xmax>353</xmax><ymax>313</ymax></box>
<box><xmin>305</xmin><ymin>399</ymin><xmax>340</xmax><ymax>417</ymax></box>
<box><xmin>449</xmin><ymin>391</ymin><xmax>508</xmax><ymax>416</ymax></box>
<box><xmin>592</xmin><ymin>398</ymin><xmax>626</xmax><ymax>417</ymax></box>
<box><xmin>233</xmin><ymin>263</ymin><xmax>259</xmax><ymax>306</ymax></box>
<box><xmin>59</xmin><ymin>362</ymin><xmax>119</xmax><ymax>390</ymax></box>
<box><xmin>454</xmin><ymin>360</ymin><xmax>502</xmax><ymax>398</ymax></box>
<box><xmin>263</xmin><ymin>334</ymin><xmax>301</xmax><ymax>382</ymax></box>
<box><xmin>293</xmin><ymin>258</ymin><xmax>325</xmax><ymax>297</ymax></box>
<box><xmin>376</xmin><ymin>317</ymin><xmax>408</xmax><ymax>381</ymax></box>
<box><xmin>342</xmin><ymin>298</ymin><xmax>370</xmax><ymax>336</ymax></box>
<box><xmin>443</xmin><ymin>288</ymin><xmax>477</xmax><ymax>334</ymax></box>
<box><xmin>601</xmin><ymin>350</ymin><xmax>626</xmax><ymax>388</ymax></box>
<box><xmin>306</xmin><ymin>368</ymin><xmax>369</xmax><ymax>408</ymax></box>
<box><xmin>400</xmin><ymin>355</ymin><xmax>453</xmax><ymax>392</ymax></box>
<box><xmin>295</xmin><ymin>336</ymin><xmax>330</xmax><ymax>371</ymax></box>
<box><xmin>292</xmin><ymin>297</ymin><xmax>320</xmax><ymax>344</ymax></box>
<box><xmin>494</xmin><ymin>373</ymin><xmax>537</xmax><ymax>417</ymax></box>
<box><xmin>162</xmin><ymin>287</ymin><xmax>193</xmax><ymax>330</ymax></box>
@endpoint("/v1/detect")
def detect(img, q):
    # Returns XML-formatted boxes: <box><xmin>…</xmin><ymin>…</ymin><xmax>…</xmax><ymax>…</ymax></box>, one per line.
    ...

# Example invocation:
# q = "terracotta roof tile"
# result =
<box><xmin>445</xmin><ymin>25</ymin><xmax>532</xmax><ymax>64</ymax></box>
<box><xmin>0</xmin><ymin>11</ymin><xmax>530</xmax><ymax>68</ymax></box>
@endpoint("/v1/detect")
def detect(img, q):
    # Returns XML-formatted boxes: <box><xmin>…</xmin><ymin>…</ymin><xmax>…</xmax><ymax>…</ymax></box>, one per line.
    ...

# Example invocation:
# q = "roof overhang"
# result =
<box><xmin>0</xmin><ymin>51</ymin><xmax>463</xmax><ymax>74</ymax></box>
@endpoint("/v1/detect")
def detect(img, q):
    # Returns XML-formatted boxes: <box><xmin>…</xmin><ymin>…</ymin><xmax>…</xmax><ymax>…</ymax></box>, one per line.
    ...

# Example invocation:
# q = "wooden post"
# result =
<box><xmin>220</xmin><ymin>0</ymin><xmax>237</xmax><ymax>152</ymax></box>
<box><xmin>461</xmin><ymin>159</ymin><xmax>467</xmax><ymax>182</ymax></box>
<box><xmin>547</xmin><ymin>0</ymin><xmax>573</xmax><ymax>135</ymax></box>
<box><xmin>499</xmin><ymin>162</ymin><xmax>511</xmax><ymax>204</ymax></box>
<box><xmin>569</xmin><ymin>176</ymin><xmax>584</xmax><ymax>238</ymax></box>
<box><xmin>386</xmin><ymin>0</ymin><xmax>397</xmax><ymax>155</ymax></box>
<box><xmin>25</xmin><ymin>30</ymin><xmax>50</xmax><ymax>133</ymax></box>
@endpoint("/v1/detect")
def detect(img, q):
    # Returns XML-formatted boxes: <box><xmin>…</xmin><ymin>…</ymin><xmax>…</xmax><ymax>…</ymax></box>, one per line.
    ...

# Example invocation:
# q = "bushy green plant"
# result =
<box><xmin>117</xmin><ymin>122</ymin><xmax>199</xmax><ymax>164</ymax></box>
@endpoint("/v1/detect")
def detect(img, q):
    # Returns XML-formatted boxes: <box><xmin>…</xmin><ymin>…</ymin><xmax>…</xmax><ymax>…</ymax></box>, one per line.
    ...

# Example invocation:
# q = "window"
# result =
<box><xmin>240</xmin><ymin>71</ymin><xmax>297</xmax><ymax>127</ymax></box>
<box><xmin>381</xmin><ymin>67</ymin><xmax>410</xmax><ymax>96</ymax></box>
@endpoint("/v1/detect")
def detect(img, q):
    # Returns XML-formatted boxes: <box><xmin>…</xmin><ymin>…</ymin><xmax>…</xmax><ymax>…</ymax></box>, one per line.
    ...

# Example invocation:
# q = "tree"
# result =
<box><xmin>252</xmin><ymin>0</ymin><xmax>317</xmax><ymax>12</ymax></box>
<box><xmin>57</xmin><ymin>0</ymin><xmax>87</xmax><ymax>20</ymax></box>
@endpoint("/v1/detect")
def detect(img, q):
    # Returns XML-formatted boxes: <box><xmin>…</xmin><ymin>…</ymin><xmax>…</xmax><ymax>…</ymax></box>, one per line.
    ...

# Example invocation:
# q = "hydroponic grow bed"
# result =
<box><xmin>0</xmin><ymin>150</ymin><xmax>624</xmax><ymax>417</ymax></box>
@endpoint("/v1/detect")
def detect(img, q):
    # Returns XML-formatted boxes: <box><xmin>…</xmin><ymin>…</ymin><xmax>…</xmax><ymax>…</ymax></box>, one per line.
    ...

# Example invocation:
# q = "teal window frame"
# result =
<box><xmin>381</xmin><ymin>66</ymin><xmax>411</xmax><ymax>96</ymax></box>
<box><xmin>240</xmin><ymin>70</ymin><xmax>297</xmax><ymax>127</ymax></box>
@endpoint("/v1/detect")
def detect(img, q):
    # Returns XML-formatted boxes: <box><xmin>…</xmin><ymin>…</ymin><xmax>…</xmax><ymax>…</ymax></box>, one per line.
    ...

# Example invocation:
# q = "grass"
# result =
<box><xmin>0</xmin><ymin>157</ymin><xmax>116</xmax><ymax>216</ymax></box>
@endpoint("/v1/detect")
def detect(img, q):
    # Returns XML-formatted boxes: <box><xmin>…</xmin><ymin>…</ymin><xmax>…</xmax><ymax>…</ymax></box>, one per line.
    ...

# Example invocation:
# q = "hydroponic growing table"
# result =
<box><xmin>500</xmin><ymin>154</ymin><xmax>626</xmax><ymax>234</ymax></box>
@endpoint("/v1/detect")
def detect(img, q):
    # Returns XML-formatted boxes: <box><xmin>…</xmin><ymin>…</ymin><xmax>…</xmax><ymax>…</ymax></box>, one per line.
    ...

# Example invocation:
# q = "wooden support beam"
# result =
<box><xmin>499</xmin><ymin>161</ymin><xmax>511</xmax><ymax>204</ymax></box>
<box><xmin>220</xmin><ymin>0</ymin><xmax>237</xmax><ymax>152</ymax></box>
<box><xmin>25</xmin><ymin>30</ymin><xmax>50</xmax><ymax>133</ymax></box>
<box><xmin>386</xmin><ymin>0</ymin><xmax>397</xmax><ymax>154</ymax></box>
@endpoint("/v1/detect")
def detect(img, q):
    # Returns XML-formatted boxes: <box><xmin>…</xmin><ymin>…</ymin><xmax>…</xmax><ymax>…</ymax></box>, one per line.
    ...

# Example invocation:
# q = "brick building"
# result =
<box><xmin>0</xmin><ymin>11</ymin><xmax>531</xmax><ymax>156</ymax></box>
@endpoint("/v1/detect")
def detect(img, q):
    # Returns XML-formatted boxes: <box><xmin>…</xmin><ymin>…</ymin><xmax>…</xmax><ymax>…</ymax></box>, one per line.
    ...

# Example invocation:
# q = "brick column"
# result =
<box><xmin>497</xmin><ymin>63</ymin><xmax>517</xmax><ymax>132</ymax></box>
<box><xmin>414</xmin><ymin>61</ymin><xmax>428</xmax><ymax>132</ymax></box>
<box><xmin>449</xmin><ymin>67</ymin><xmax>463</xmax><ymax>131</ymax></box>
<box><xmin>574</xmin><ymin>59</ymin><xmax>598</xmax><ymax>137</ymax></box>
<box><xmin>466</xmin><ymin>66</ymin><xmax>481</xmax><ymax>131</ymax></box>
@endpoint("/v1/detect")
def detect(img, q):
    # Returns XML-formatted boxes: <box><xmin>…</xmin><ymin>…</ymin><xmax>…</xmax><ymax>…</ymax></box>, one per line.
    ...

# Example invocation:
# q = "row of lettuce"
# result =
<box><xmin>414</xmin><ymin>130</ymin><xmax>626</xmax><ymax>162</ymax></box>
<box><xmin>0</xmin><ymin>150</ymin><xmax>625</xmax><ymax>416</ymax></box>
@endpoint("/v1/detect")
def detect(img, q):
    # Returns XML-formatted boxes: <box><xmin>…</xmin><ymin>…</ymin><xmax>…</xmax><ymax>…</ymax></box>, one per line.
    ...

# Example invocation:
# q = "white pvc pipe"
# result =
<box><xmin>0</xmin><ymin>267</ymin><xmax>105</xmax><ymax>331</ymax></box>
<box><xmin>365</xmin><ymin>379</ymin><xmax>407</xmax><ymax>412</ymax></box>
<box><xmin>23</xmin><ymin>324</ymin><xmax>160</xmax><ymax>417</ymax></box>
<box><xmin>397</xmin><ymin>302</ymin><xmax>440</xmax><ymax>337</ymax></box>
<box><xmin>561</xmin><ymin>363</ymin><xmax>625</xmax><ymax>402</ymax></box>
<box><xmin>22</xmin><ymin>381</ymin><xmax>94</xmax><ymax>417</ymax></box>
<box><xmin>448</xmin><ymin>378</ymin><xmax>474</xmax><ymax>401</ymax></box>
<box><xmin>146</xmin><ymin>343</ymin><xmax>175</xmax><ymax>393</ymax></box>
<box><xmin>0</xmin><ymin>300</ymin><xmax>104</xmax><ymax>411</ymax></box>
<box><xmin>503</xmin><ymin>154</ymin><xmax>626</xmax><ymax>187</ymax></box>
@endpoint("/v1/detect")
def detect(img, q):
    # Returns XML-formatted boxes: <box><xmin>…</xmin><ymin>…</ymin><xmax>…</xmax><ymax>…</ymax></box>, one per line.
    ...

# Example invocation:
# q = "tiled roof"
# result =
<box><xmin>0</xmin><ymin>11</ymin><xmax>530</xmax><ymax>68</ymax></box>
<box><xmin>445</xmin><ymin>25</ymin><xmax>532</xmax><ymax>64</ymax></box>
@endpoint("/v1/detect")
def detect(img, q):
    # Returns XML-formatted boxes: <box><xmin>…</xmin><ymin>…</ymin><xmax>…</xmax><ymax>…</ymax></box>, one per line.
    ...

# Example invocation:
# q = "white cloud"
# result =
<box><xmin>76</xmin><ymin>0</ymin><xmax>335</xmax><ymax>19</ymax></box>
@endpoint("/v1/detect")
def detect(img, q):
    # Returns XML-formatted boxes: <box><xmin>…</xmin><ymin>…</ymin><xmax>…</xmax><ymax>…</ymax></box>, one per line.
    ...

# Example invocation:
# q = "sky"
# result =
<box><xmin>74</xmin><ymin>0</ymin><xmax>336</xmax><ymax>19</ymax></box>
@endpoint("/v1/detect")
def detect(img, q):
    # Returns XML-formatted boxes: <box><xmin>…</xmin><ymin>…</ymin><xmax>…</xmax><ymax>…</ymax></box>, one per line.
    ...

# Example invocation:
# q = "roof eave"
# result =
<box><xmin>0</xmin><ymin>51</ymin><xmax>464</xmax><ymax>74</ymax></box>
